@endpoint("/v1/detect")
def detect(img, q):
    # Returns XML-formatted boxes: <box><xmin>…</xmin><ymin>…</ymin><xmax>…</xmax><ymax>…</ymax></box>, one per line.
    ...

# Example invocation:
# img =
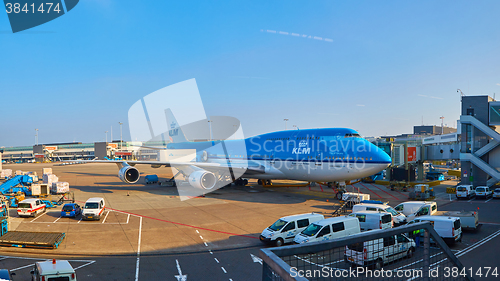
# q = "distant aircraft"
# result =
<box><xmin>75</xmin><ymin>116</ymin><xmax>391</xmax><ymax>194</ymax></box>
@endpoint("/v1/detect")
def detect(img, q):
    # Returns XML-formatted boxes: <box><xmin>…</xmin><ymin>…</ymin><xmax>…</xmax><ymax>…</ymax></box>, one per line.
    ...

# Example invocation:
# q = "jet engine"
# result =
<box><xmin>188</xmin><ymin>170</ymin><xmax>217</xmax><ymax>190</ymax></box>
<box><xmin>118</xmin><ymin>165</ymin><xmax>140</xmax><ymax>184</ymax></box>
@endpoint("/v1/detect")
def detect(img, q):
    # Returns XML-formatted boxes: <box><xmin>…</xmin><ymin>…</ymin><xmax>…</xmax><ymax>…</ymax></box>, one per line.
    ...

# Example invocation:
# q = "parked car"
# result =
<box><xmin>345</xmin><ymin>232</ymin><xmax>416</xmax><ymax>270</ymax></box>
<box><xmin>456</xmin><ymin>185</ymin><xmax>475</xmax><ymax>199</ymax></box>
<box><xmin>493</xmin><ymin>188</ymin><xmax>500</xmax><ymax>199</ymax></box>
<box><xmin>394</xmin><ymin>201</ymin><xmax>437</xmax><ymax>222</ymax></box>
<box><xmin>352</xmin><ymin>203</ymin><xmax>406</xmax><ymax>225</ymax></box>
<box><xmin>349</xmin><ymin>211</ymin><xmax>392</xmax><ymax>231</ymax></box>
<box><xmin>31</xmin><ymin>259</ymin><xmax>76</xmax><ymax>281</ymax></box>
<box><xmin>82</xmin><ymin>197</ymin><xmax>106</xmax><ymax>221</ymax></box>
<box><xmin>407</xmin><ymin>215</ymin><xmax>462</xmax><ymax>244</ymax></box>
<box><xmin>0</xmin><ymin>269</ymin><xmax>15</xmax><ymax>280</ymax></box>
<box><xmin>260</xmin><ymin>213</ymin><xmax>324</xmax><ymax>246</ymax></box>
<box><xmin>475</xmin><ymin>186</ymin><xmax>493</xmax><ymax>199</ymax></box>
<box><xmin>17</xmin><ymin>199</ymin><xmax>46</xmax><ymax>218</ymax></box>
<box><xmin>61</xmin><ymin>203</ymin><xmax>82</xmax><ymax>218</ymax></box>
<box><xmin>293</xmin><ymin>216</ymin><xmax>361</xmax><ymax>244</ymax></box>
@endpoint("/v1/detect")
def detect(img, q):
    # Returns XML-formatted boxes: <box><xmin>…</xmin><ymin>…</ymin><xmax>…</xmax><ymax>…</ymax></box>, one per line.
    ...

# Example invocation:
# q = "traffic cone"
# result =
<box><xmin>127</xmin><ymin>191</ymin><xmax>130</xmax><ymax>196</ymax></box>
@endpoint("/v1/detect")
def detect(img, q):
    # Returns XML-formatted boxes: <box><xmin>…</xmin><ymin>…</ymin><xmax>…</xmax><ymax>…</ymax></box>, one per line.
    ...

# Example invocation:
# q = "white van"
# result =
<box><xmin>349</xmin><ymin>211</ymin><xmax>392</xmax><ymax>231</ymax></box>
<box><xmin>260</xmin><ymin>213</ymin><xmax>324</xmax><ymax>246</ymax></box>
<box><xmin>475</xmin><ymin>186</ymin><xmax>493</xmax><ymax>198</ymax></box>
<box><xmin>395</xmin><ymin>201</ymin><xmax>437</xmax><ymax>222</ymax></box>
<box><xmin>352</xmin><ymin>203</ymin><xmax>406</xmax><ymax>225</ymax></box>
<box><xmin>31</xmin><ymin>259</ymin><xmax>76</xmax><ymax>281</ymax></box>
<box><xmin>293</xmin><ymin>216</ymin><xmax>361</xmax><ymax>244</ymax></box>
<box><xmin>345</xmin><ymin>232</ymin><xmax>416</xmax><ymax>269</ymax></box>
<box><xmin>456</xmin><ymin>185</ymin><xmax>475</xmax><ymax>199</ymax></box>
<box><xmin>17</xmin><ymin>199</ymin><xmax>46</xmax><ymax>218</ymax></box>
<box><xmin>407</xmin><ymin>215</ymin><xmax>462</xmax><ymax>244</ymax></box>
<box><xmin>82</xmin><ymin>197</ymin><xmax>106</xmax><ymax>221</ymax></box>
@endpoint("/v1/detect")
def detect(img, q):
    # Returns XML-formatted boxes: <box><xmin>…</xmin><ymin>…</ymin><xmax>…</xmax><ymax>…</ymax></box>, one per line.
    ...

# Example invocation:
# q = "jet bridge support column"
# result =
<box><xmin>417</xmin><ymin>145</ymin><xmax>424</xmax><ymax>181</ymax></box>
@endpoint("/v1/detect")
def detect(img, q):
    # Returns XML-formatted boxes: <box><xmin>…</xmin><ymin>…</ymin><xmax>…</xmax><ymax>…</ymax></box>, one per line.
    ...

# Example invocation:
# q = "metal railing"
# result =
<box><xmin>260</xmin><ymin>222</ymin><xmax>473</xmax><ymax>281</ymax></box>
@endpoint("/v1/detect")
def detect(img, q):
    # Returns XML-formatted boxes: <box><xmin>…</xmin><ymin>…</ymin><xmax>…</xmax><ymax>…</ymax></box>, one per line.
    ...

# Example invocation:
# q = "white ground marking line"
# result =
<box><xmin>196</xmin><ymin>230</ymin><xmax>199</xmax><ymax>234</ymax></box>
<box><xmin>73</xmin><ymin>260</ymin><xmax>96</xmax><ymax>270</ymax></box>
<box><xmin>10</xmin><ymin>263</ymin><xmax>35</xmax><ymax>271</ymax></box>
<box><xmin>53</xmin><ymin>216</ymin><xmax>61</xmax><ymax>223</ymax></box>
<box><xmin>421</xmin><ymin>231</ymin><xmax>500</xmax><ymax>278</ymax></box>
<box><xmin>221</xmin><ymin>267</ymin><xmax>227</xmax><ymax>274</ymax></box>
<box><xmin>175</xmin><ymin>259</ymin><xmax>187</xmax><ymax>281</ymax></box>
<box><xmin>214</xmin><ymin>258</ymin><xmax>220</xmax><ymax>263</ymax></box>
<box><xmin>0</xmin><ymin>257</ymin><xmax>7</xmax><ymax>261</ymax></box>
<box><xmin>486</xmin><ymin>198</ymin><xmax>493</xmax><ymax>203</ymax></box>
<box><xmin>251</xmin><ymin>254</ymin><xmax>263</xmax><ymax>265</ymax></box>
<box><xmin>402</xmin><ymin>229</ymin><xmax>500</xmax><ymax>273</ymax></box>
<box><xmin>127</xmin><ymin>214</ymin><xmax>130</xmax><ymax>224</ymax></box>
<box><xmin>209</xmin><ymin>250</ymin><xmax>213</xmax><ymax>255</ymax></box>
<box><xmin>135</xmin><ymin>216</ymin><xmax>143</xmax><ymax>281</ymax></box>
<box><xmin>30</xmin><ymin>212</ymin><xmax>46</xmax><ymax>222</ymax></box>
<box><xmin>199</xmin><ymin>235</ymin><xmax>203</xmax><ymax>240</ymax></box>
<box><xmin>102</xmin><ymin>211</ymin><xmax>110</xmax><ymax>224</ymax></box>
<box><xmin>456</xmin><ymin>229</ymin><xmax>500</xmax><ymax>258</ymax></box>
<box><xmin>204</xmin><ymin>242</ymin><xmax>208</xmax><ymax>247</ymax></box>
<box><xmin>229</xmin><ymin>279</ymin><xmax>233</xmax><ymax>281</ymax></box>
<box><xmin>77</xmin><ymin>218</ymin><xmax>82</xmax><ymax>223</ymax></box>
<box><xmin>467</xmin><ymin>198</ymin><xmax>474</xmax><ymax>202</ymax></box>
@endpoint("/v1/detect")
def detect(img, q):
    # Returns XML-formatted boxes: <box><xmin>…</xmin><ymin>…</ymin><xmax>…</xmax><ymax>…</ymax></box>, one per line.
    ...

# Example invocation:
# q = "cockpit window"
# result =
<box><xmin>344</xmin><ymin>133</ymin><xmax>360</xmax><ymax>138</ymax></box>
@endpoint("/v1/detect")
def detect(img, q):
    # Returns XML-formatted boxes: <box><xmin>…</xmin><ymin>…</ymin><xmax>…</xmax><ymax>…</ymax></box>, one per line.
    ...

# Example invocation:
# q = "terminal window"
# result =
<box><xmin>490</xmin><ymin>104</ymin><xmax>500</xmax><ymax>125</ymax></box>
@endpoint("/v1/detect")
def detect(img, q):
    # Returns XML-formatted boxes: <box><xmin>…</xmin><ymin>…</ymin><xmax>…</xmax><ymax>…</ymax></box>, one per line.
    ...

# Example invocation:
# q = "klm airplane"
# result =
<box><xmin>108</xmin><ymin>125</ymin><xmax>391</xmax><ymax>192</ymax></box>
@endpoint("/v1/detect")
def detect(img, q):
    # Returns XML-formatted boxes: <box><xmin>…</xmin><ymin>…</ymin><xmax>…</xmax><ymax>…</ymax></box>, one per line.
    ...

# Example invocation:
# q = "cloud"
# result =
<box><xmin>496</xmin><ymin>83</ymin><xmax>500</xmax><ymax>86</ymax></box>
<box><xmin>356</xmin><ymin>104</ymin><xmax>365</xmax><ymax>107</ymax></box>
<box><xmin>418</xmin><ymin>94</ymin><xmax>428</xmax><ymax>97</ymax></box>
<box><xmin>261</xmin><ymin>29</ymin><xmax>332</xmax><ymax>43</ymax></box>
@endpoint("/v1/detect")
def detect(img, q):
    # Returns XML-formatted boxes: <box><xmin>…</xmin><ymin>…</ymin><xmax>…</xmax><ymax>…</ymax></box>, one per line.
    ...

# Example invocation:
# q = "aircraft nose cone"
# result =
<box><xmin>380</xmin><ymin>149</ymin><xmax>392</xmax><ymax>165</ymax></box>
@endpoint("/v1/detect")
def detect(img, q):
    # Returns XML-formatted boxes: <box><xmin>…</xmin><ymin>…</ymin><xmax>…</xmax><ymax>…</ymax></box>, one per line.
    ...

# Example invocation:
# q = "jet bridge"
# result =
<box><xmin>460</xmin><ymin>96</ymin><xmax>500</xmax><ymax>187</ymax></box>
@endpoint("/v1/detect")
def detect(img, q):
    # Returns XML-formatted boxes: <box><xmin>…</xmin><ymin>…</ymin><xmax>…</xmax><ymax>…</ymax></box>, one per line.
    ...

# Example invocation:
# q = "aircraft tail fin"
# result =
<box><xmin>165</xmin><ymin>108</ymin><xmax>188</xmax><ymax>143</ymax></box>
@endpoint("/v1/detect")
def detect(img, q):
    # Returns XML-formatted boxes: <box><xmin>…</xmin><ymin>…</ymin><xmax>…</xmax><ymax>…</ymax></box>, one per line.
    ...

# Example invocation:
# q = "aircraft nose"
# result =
<box><xmin>369</xmin><ymin>142</ymin><xmax>392</xmax><ymax>165</ymax></box>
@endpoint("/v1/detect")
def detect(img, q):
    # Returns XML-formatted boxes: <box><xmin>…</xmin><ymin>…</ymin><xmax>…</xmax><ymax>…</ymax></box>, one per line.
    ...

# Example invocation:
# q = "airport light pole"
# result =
<box><xmin>118</xmin><ymin>122</ymin><xmax>123</xmax><ymax>149</ymax></box>
<box><xmin>35</xmin><ymin>129</ymin><xmax>38</xmax><ymax>145</ymax></box>
<box><xmin>105</xmin><ymin>131</ymin><xmax>108</xmax><ymax>143</ymax></box>
<box><xmin>208</xmin><ymin>120</ymin><xmax>213</xmax><ymax>141</ymax></box>
<box><xmin>284</xmin><ymin>119</ymin><xmax>289</xmax><ymax>130</ymax></box>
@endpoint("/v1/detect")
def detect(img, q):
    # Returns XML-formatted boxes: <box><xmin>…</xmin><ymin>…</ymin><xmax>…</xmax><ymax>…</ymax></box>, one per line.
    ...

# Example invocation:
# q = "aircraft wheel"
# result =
<box><xmin>275</xmin><ymin>238</ymin><xmax>284</xmax><ymax>247</ymax></box>
<box><xmin>257</xmin><ymin>179</ymin><xmax>262</xmax><ymax>185</ymax></box>
<box><xmin>336</xmin><ymin>192</ymin><xmax>343</xmax><ymax>200</ymax></box>
<box><xmin>244</xmin><ymin>179</ymin><xmax>248</xmax><ymax>185</ymax></box>
<box><xmin>266</xmin><ymin>180</ymin><xmax>272</xmax><ymax>185</ymax></box>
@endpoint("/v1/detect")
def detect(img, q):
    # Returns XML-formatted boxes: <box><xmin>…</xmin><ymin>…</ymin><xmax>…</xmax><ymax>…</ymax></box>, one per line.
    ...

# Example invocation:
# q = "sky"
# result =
<box><xmin>1</xmin><ymin>0</ymin><xmax>500</xmax><ymax>147</ymax></box>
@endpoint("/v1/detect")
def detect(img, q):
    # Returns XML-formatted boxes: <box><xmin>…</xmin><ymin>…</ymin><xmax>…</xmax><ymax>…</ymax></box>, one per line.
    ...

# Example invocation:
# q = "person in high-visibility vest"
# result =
<box><xmin>412</xmin><ymin>229</ymin><xmax>421</xmax><ymax>247</ymax></box>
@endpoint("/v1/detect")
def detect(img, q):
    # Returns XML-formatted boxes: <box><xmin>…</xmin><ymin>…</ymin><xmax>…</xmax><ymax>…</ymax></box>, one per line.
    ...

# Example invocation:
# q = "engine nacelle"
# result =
<box><xmin>118</xmin><ymin>166</ymin><xmax>140</xmax><ymax>184</ymax></box>
<box><xmin>188</xmin><ymin>170</ymin><xmax>217</xmax><ymax>190</ymax></box>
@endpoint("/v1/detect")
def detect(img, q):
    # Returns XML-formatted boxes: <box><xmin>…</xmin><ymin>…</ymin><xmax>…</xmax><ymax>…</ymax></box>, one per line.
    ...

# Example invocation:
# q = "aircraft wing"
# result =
<box><xmin>62</xmin><ymin>159</ymin><xmax>266</xmax><ymax>175</ymax></box>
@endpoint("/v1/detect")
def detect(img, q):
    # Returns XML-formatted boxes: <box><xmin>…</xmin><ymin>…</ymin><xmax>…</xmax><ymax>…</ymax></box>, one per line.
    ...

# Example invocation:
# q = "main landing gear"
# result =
<box><xmin>257</xmin><ymin>179</ymin><xmax>272</xmax><ymax>186</ymax></box>
<box><xmin>234</xmin><ymin>178</ymin><xmax>249</xmax><ymax>186</ymax></box>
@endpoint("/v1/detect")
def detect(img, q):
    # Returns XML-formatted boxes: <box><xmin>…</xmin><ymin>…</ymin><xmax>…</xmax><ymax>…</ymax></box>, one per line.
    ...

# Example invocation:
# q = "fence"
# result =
<box><xmin>260</xmin><ymin>222</ymin><xmax>473</xmax><ymax>281</ymax></box>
